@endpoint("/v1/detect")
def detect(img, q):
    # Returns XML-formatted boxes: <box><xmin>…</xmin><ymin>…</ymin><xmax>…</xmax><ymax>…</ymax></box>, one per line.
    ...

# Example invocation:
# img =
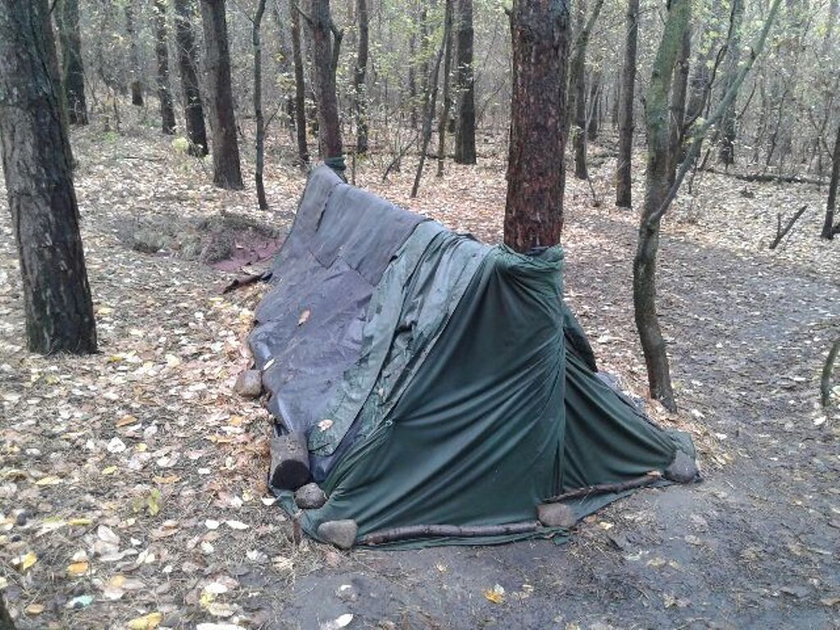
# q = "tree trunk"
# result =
<box><xmin>199</xmin><ymin>0</ymin><xmax>244</xmax><ymax>189</ymax></box>
<box><xmin>718</xmin><ymin>0</ymin><xmax>744</xmax><ymax>166</ymax></box>
<box><xmin>633</xmin><ymin>0</ymin><xmax>691</xmax><ymax>412</ymax></box>
<box><xmin>353</xmin><ymin>0</ymin><xmax>369</xmax><ymax>154</ymax></box>
<box><xmin>410</xmin><ymin>31</ymin><xmax>445</xmax><ymax>198</ymax></box>
<box><xmin>436</xmin><ymin>0</ymin><xmax>454</xmax><ymax>177</ymax></box>
<box><xmin>125</xmin><ymin>0</ymin><xmax>144</xmax><ymax>106</ymax></box>
<box><xmin>290</xmin><ymin>0</ymin><xmax>309</xmax><ymax>166</ymax></box>
<box><xmin>821</xmin><ymin>123</ymin><xmax>840</xmax><ymax>239</ymax></box>
<box><xmin>174</xmin><ymin>0</ymin><xmax>209</xmax><ymax>156</ymax></box>
<box><xmin>504</xmin><ymin>0</ymin><xmax>569</xmax><ymax>252</ymax></box>
<box><xmin>253</xmin><ymin>0</ymin><xmax>268</xmax><ymax>209</ymax></box>
<box><xmin>453</xmin><ymin>0</ymin><xmax>476</xmax><ymax>164</ymax></box>
<box><xmin>0</xmin><ymin>0</ymin><xmax>97</xmax><ymax>355</ymax></box>
<box><xmin>667</xmin><ymin>26</ymin><xmax>690</xmax><ymax>187</ymax></box>
<box><xmin>307</xmin><ymin>0</ymin><xmax>343</xmax><ymax>170</ymax></box>
<box><xmin>615</xmin><ymin>0</ymin><xmax>639</xmax><ymax>208</ymax></box>
<box><xmin>587</xmin><ymin>71</ymin><xmax>601</xmax><ymax>140</ymax></box>
<box><xmin>56</xmin><ymin>0</ymin><xmax>88</xmax><ymax>125</ymax></box>
<box><xmin>153</xmin><ymin>0</ymin><xmax>177</xmax><ymax>134</ymax></box>
<box><xmin>0</xmin><ymin>592</ymin><xmax>14</xmax><ymax>630</ymax></box>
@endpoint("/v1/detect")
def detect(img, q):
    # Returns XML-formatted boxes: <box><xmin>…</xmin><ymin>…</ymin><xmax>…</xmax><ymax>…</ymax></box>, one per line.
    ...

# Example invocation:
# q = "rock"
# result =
<box><xmin>317</xmin><ymin>520</ymin><xmax>358</xmax><ymax>550</ymax></box>
<box><xmin>234</xmin><ymin>370</ymin><xmax>263</xmax><ymax>398</ymax></box>
<box><xmin>335</xmin><ymin>583</ymin><xmax>359</xmax><ymax>603</ymax></box>
<box><xmin>268</xmin><ymin>432</ymin><xmax>311</xmax><ymax>490</ymax></box>
<box><xmin>537</xmin><ymin>503</ymin><xmax>577</xmax><ymax>529</ymax></box>
<box><xmin>665</xmin><ymin>451</ymin><xmax>699</xmax><ymax>483</ymax></box>
<box><xmin>295</xmin><ymin>483</ymin><xmax>327</xmax><ymax>509</ymax></box>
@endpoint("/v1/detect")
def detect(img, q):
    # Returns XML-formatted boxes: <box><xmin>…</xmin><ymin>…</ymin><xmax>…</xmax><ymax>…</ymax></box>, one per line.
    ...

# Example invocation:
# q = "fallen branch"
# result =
<box><xmin>358</xmin><ymin>520</ymin><xmax>540</xmax><ymax>546</ymax></box>
<box><xmin>545</xmin><ymin>473</ymin><xmax>660</xmax><ymax>503</ymax></box>
<box><xmin>701</xmin><ymin>167</ymin><xmax>825</xmax><ymax>186</ymax></box>
<box><xmin>221</xmin><ymin>271</ymin><xmax>270</xmax><ymax>294</ymax></box>
<box><xmin>821</xmin><ymin>339</ymin><xmax>840</xmax><ymax>408</ymax></box>
<box><xmin>769</xmin><ymin>204</ymin><xmax>807</xmax><ymax>250</ymax></box>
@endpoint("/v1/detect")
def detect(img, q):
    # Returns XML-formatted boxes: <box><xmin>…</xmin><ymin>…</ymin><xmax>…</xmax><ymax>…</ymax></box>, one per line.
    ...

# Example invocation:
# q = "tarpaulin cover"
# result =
<box><xmin>249</xmin><ymin>166</ymin><xmax>695</xmax><ymax>547</ymax></box>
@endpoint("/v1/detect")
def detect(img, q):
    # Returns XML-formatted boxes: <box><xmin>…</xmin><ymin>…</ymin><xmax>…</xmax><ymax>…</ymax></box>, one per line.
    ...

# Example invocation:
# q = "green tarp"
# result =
<box><xmin>250</xmin><ymin>166</ymin><xmax>696</xmax><ymax>548</ymax></box>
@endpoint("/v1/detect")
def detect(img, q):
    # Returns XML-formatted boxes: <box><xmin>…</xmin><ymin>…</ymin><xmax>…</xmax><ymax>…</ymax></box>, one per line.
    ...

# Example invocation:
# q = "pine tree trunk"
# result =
<box><xmin>436</xmin><ymin>0</ymin><xmax>454</xmax><ymax>177</ymax></box>
<box><xmin>307</xmin><ymin>0</ymin><xmax>343</xmax><ymax>168</ymax></box>
<box><xmin>453</xmin><ymin>0</ymin><xmax>476</xmax><ymax>164</ymax></box>
<box><xmin>253</xmin><ymin>0</ymin><xmax>268</xmax><ymax>209</ymax></box>
<box><xmin>125</xmin><ymin>0</ymin><xmax>144</xmax><ymax>106</ymax></box>
<box><xmin>199</xmin><ymin>0</ymin><xmax>244</xmax><ymax>189</ymax></box>
<box><xmin>290</xmin><ymin>0</ymin><xmax>309</xmax><ymax>166</ymax></box>
<box><xmin>174</xmin><ymin>0</ymin><xmax>209</xmax><ymax>156</ymax></box>
<box><xmin>615</xmin><ymin>0</ymin><xmax>639</xmax><ymax>208</ymax></box>
<box><xmin>353</xmin><ymin>0</ymin><xmax>369</xmax><ymax>154</ymax></box>
<box><xmin>56</xmin><ymin>0</ymin><xmax>88</xmax><ymax>125</ymax></box>
<box><xmin>504</xmin><ymin>0</ymin><xmax>569</xmax><ymax>252</ymax></box>
<box><xmin>0</xmin><ymin>0</ymin><xmax>97</xmax><ymax>355</ymax></box>
<box><xmin>718</xmin><ymin>0</ymin><xmax>744</xmax><ymax>166</ymax></box>
<box><xmin>154</xmin><ymin>0</ymin><xmax>176</xmax><ymax>134</ymax></box>
<box><xmin>633</xmin><ymin>0</ymin><xmax>691</xmax><ymax>413</ymax></box>
<box><xmin>821</xmin><ymin>123</ymin><xmax>840</xmax><ymax>239</ymax></box>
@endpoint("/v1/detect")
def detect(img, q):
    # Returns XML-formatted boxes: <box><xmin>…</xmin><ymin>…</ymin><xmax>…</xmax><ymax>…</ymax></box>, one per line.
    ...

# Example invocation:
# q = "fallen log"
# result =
<box><xmin>769</xmin><ymin>205</ymin><xmax>808</xmax><ymax>250</ymax></box>
<box><xmin>545</xmin><ymin>473</ymin><xmax>660</xmax><ymax>503</ymax></box>
<box><xmin>702</xmin><ymin>167</ymin><xmax>826</xmax><ymax>186</ymax></box>
<box><xmin>358</xmin><ymin>520</ymin><xmax>540</xmax><ymax>546</ymax></box>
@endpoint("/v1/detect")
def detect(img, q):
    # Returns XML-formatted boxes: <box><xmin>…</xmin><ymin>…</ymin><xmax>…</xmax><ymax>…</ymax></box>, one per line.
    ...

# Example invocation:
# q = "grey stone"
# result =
<box><xmin>664</xmin><ymin>450</ymin><xmax>699</xmax><ymax>483</ymax></box>
<box><xmin>234</xmin><ymin>369</ymin><xmax>263</xmax><ymax>398</ymax></box>
<box><xmin>335</xmin><ymin>583</ymin><xmax>359</xmax><ymax>602</ymax></box>
<box><xmin>537</xmin><ymin>503</ymin><xmax>577</xmax><ymax>528</ymax></box>
<box><xmin>317</xmin><ymin>519</ymin><xmax>358</xmax><ymax>550</ymax></box>
<box><xmin>295</xmin><ymin>482</ymin><xmax>327</xmax><ymax>509</ymax></box>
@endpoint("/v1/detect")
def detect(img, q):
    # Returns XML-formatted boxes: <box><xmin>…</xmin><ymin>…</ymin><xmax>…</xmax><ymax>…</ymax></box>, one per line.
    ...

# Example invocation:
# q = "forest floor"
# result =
<box><xmin>1</xmin><ymin>119</ymin><xmax>839</xmax><ymax>630</ymax></box>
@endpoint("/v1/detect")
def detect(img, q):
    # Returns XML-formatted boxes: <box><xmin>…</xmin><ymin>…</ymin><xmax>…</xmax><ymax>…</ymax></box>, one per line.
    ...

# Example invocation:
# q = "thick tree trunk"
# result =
<box><xmin>290</xmin><ymin>0</ymin><xmax>309</xmax><ymax>166</ymax></box>
<box><xmin>718</xmin><ymin>0</ymin><xmax>744</xmax><ymax>166</ymax></box>
<box><xmin>615</xmin><ymin>0</ymin><xmax>639</xmax><ymax>208</ymax></box>
<box><xmin>56</xmin><ymin>0</ymin><xmax>88</xmax><ymax>125</ymax></box>
<box><xmin>307</xmin><ymin>0</ymin><xmax>343</xmax><ymax>169</ymax></box>
<box><xmin>353</xmin><ymin>0</ymin><xmax>369</xmax><ymax>154</ymax></box>
<box><xmin>667</xmin><ymin>26</ymin><xmax>690</xmax><ymax>187</ymax></box>
<box><xmin>821</xmin><ymin>123</ymin><xmax>840</xmax><ymax>239</ymax></box>
<box><xmin>153</xmin><ymin>0</ymin><xmax>177</xmax><ymax>134</ymax></box>
<box><xmin>174</xmin><ymin>0</ymin><xmax>209</xmax><ymax>156</ymax></box>
<box><xmin>253</xmin><ymin>0</ymin><xmax>268</xmax><ymax>209</ymax></box>
<box><xmin>436</xmin><ymin>0</ymin><xmax>454</xmax><ymax>177</ymax></box>
<box><xmin>0</xmin><ymin>0</ymin><xmax>97</xmax><ymax>355</ymax></box>
<box><xmin>453</xmin><ymin>0</ymin><xmax>476</xmax><ymax>164</ymax></box>
<box><xmin>633</xmin><ymin>0</ymin><xmax>691</xmax><ymax>412</ymax></box>
<box><xmin>199</xmin><ymin>0</ymin><xmax>244</xmax><ymax>189</ymax></box>
<box><xmin>504</xmin><ymin>0</ymin><xmax>569</xmax><ymax>252</ymax></box>
<box><xmin>125</xmin><ymin>0</ymin><xmax>144</xmax><ymax>106</ymax></box>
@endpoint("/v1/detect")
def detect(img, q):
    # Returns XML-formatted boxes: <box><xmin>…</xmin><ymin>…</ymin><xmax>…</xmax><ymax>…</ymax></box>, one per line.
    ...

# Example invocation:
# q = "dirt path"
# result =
<box><xmin>260</xmin><ymin>217</ymin><xmax>840</xmax><ymax>629</ymax></box>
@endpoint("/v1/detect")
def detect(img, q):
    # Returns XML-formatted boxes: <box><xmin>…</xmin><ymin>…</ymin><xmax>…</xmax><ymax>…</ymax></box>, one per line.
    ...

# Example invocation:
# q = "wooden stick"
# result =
<box><xmin>545</xmin><ymin>473</ymin><xmax>660</xmax><ymax>503</ymax></box>
<box><xmin>358</xmin><ymin>520</ymin><xmax>540</xmax><ymax>546</ymax></box>
<box><xmin>821</xmin><ymin>339</ymin><xmax>840</xmax><ymax>409</ymax></box>
<box><xmin>769</xmin><ymin>204</ymin><xmax>808</xmax><ymax>250</ymax></box>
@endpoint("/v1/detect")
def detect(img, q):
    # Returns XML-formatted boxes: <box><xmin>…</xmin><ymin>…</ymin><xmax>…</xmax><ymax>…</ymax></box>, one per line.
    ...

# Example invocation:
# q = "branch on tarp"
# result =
<box><xmin>545</xmin><ymin>473</ymin><xmax>660</xmax><ymax>503</ymax></box>
<box><xmin>358</xmin><ymin>521</ymin><xmax>540</xmax><ymax>546</ymax></box>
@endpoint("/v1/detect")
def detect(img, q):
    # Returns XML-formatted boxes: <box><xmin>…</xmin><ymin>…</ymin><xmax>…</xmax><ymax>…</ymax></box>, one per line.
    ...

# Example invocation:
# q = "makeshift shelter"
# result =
<box><xmin>248</xmin><ymin>166</ymin><xmax>697</xmax><ymax>548</ymax></box>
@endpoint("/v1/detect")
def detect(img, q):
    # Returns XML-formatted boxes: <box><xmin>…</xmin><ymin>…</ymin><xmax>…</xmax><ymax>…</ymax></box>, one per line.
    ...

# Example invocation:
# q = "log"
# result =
<box><xmin>268</xmin><ymin>432</ymin><xmax>311</xmax><ymax>490</ymax></box>
<box><xmin>545</xmin><ymin>473</ymin><xmax>660</xmax><ymax>503</ymax></box>
<box><xmin>769</xmin><ymin>205</ymin><xmax>808</xmax><ymax>250</ymax></box>
<box><xmin>701</xmin><ymin>167</ymin><xmax>826</xmax><ymax>186</ymax></box>
<box><xmin>358</xmin><ymin>520</ymin><xmax>540</xmax><ymax>546</ymax></box>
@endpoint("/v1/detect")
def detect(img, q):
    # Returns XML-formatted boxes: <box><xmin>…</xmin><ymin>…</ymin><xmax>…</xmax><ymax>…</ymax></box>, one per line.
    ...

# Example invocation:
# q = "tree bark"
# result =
<box><xmin>633</xmin><ymin>0</ymin><xmax>691</xmax><ymax>412</ymax></box>
<box><xmin>174</xmin><ymin>0</ymin><xmax>209</xmax><ymax>156</ymax></box>
<box><xmin>125</xmin><ymin>0</ymin><xmax>144</xmax><ymax>106</ymax></box>
<box><xmin>410</xmin><ymin>31</ymin><xmax>445</xmax><ymax>198</ymax></box>
<box><xmin>0</xmin><ymin>592</ymin><xmax>15</xmax><ymax>630</ymax></box>
<box><xmin>253</xmin><ymin>0</ymin><xmax>268</xmax><ymax>209</ymax></box>
<box><xmin>718</xmin><ymin>0</ymin><xmax>744</xmax><ymax>166</ymax></box>
<box><xmin>153</xmin><ymin>0</ymin><xmax>177</xmax><ymax>134</ymax></box>
<box><xmin>615</xmin><ymin>0</ymin><xmax>639</xmax><ymax>208</ymax></box>
<box><xmin>504</xmin><ymin>0</ymin><xmax>569</xmax><ymax>252</ymax></box>
<box><xmin>453</xmin><ymin>0</ymin><xmax>476</xmax><ymax>164</ymax></box>
<box><xmin>0</xmin><ymin>0</ymin><xmax>97</xmax><ymax>355</ymax></box>
<box><xmin>56</xmin><ymin>0</ymin><xmax>88</xmax><ymax>125</ymax></box>
<box><xmin>667</xmin><ymin>26</ymin><xmax>690</xmax><ymax>187</ymax></box>
<box><xmin>821</xmin><ymin>123</ymin><xmax>840</xmax><ymax>239</ymax></box>
<box><xmin>199</xmin><ymin>0</ymin><xmax>244</xmax><ymax>189</ymax></box>
<box><xmin>436</xmin><ymin>0</ymin><xmax>454</xmax><ymax>177</ymax></box>
<box><xmin>587</xmin><ymin>70</ymin><xmax>601</xmax><ymax>140</ymax></box>
<box><xmin>289</xmin><ymin>0</ymin><xmax>309</xmax><ymax>166</ymax></box>
<box><xmin>353</xmin><ymin>0</ymin><xmax>369</xmax><ymax>154</ymax></box>
<box><xmin>306</xmin><ymin>0</ymin><xmax>343</xmax><ymax>170</ymax></box>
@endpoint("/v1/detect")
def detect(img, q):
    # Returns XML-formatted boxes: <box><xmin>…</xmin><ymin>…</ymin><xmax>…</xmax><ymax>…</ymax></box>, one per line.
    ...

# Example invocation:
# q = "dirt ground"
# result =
<box><xmin>1</xmin><ymin>123</ymin><xmax>839</xmax><ymax>630</ymax></box>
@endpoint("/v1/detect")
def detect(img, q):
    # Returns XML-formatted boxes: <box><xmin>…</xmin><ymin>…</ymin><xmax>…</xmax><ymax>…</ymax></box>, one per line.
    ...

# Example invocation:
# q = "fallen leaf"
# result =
<box><xmin>25</xmin><ymin>603</ymin><xmax>45</xmax><ymax>615</ymax></box>
<box><xmin>67</xmin><ymin>561</ymin><xmax>90</xmax><ymax>576</ymax></box>
<box><xmin>65</xmin><ymin>594</ymin><xmax>93</xmax><ymax>609</ymax></box>
<box><xmin>483</xmin><ymin>584</ymin><xmax>505</xmax><ymax>604</ymax></box>
<box><xmin>820</xmin><ymin>596</ymin><xmax>840</xmax><ymax>606</ymax></box>
<box><xmin>319</xmin><ymin>614</ymin><xmax>353</xmax><ymax>630</ymax></box>
<box><xmin>298</xmin><ymin>309</ymin><xmax>311</xmax><ymax>325</ymax></box>
<box><xmin>225</xmin><ymin>520</ymin><xmax>248</xmax><ymax>530</ymax></box>
<box><xmin>35</xmin><ymin>475</ymin><xmax>62</xmax><ymax>486</ymax></box>
<box><xmin>116</xmin><ymin>414</ymin><xmax>139</xmax><ymax>427</ymax></box>
<box><xmin>98</xmin><ymin>525</ymin><xmax>120</xmax><ymax>545</ymax></box>
<box><xmin>127</xmin><ymin>611</ymin><xmax>163</xmax><ymax>629</ymax></box>
<box><xmin>196</xmin><ymin>624</ymin><xmax>248</xmax><ymax>630</ymax></box>
<box><xmin>14</xmin><ymin>551</ymin><xmax>38</xmax><ymax>572</ymax></box>
<box><xmin>68</xmin><ymin>517</ymin><xmax>93</xmax><ymax>526</ymax></box>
